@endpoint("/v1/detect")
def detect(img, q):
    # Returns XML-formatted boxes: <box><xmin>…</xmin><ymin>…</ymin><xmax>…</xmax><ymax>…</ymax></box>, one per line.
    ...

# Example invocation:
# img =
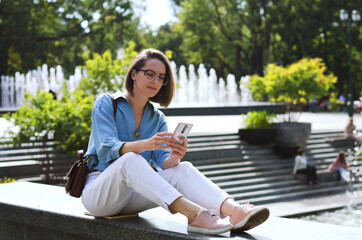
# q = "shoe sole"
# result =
<box><xmin>187</xmin><ymin>224</ymin><xmax>233</xmax><ymax>235</ymax></box>
<box><xmin>231</xmin><ymin>208</ymin><xmax>270</xmax><ymax>233</ymax></box>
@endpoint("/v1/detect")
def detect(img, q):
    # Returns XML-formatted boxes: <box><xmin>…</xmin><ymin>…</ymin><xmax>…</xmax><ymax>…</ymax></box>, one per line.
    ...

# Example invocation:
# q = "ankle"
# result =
<box><xmin>221</xmin><ymin>198</ymin><xmax>240</xmax><ymax>216</ymax></box>
<box><xmin>169</xmin><ymin>196</ymin><xmax>203</xmax><ymax>220</ymax></box>
<box><xmin>229</xmin><ymin>204</ymin><xmax>240</xmax><ymax>217</ymax></box>
<box><xmin>187</xmin><ymin>208</ymin><xmax>204</xmax><ymax>222</ymax></box>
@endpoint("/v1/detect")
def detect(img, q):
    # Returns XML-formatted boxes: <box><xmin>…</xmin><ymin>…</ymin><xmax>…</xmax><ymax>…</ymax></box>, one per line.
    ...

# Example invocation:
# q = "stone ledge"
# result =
<box><xmin>0</xmin><ymin>182</ymin><xmax>195</xmax><ymax>240</ymax></box>
<box><xmin>1</xmin><ymin>182</ymin><xmax>361</xmax><ymax>240</ymax></box>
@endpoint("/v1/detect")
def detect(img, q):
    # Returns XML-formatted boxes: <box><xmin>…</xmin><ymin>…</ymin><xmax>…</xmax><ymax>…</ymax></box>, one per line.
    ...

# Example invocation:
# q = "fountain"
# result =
<box><xmin>0</xmin><ymin>62</ymin><xmax>258</xmax><ymax>109</ymax></box>
<box><xmin>345</xmin><ymin>132</ymin><xmax>362</xmax><ymax>208</ymax></box>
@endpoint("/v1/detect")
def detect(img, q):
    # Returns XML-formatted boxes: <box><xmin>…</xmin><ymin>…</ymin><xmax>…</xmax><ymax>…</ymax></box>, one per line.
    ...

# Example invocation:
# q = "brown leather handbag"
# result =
<box><xmin>65</xmin><ymin>150</ymin><xmax>91</xmax><ymax>198</ymax></box>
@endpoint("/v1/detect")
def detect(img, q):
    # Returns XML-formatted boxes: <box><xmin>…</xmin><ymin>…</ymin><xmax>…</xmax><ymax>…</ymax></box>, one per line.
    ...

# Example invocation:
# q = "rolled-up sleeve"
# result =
<box><xmin>151</xmin><ymin>114</ymin><xmax>170</xmax><ymax>169</ymax></box>
<box><xmin>92</xmin><ymin>95</ymin><xmax>124</xmax><ymax>163</ymax></box>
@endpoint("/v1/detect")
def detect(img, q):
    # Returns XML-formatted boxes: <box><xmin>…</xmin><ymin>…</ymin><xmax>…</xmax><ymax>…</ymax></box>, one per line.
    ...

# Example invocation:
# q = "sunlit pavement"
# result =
<box><xmin>167</xmin><ymin>112</ymin><xmax>362</xmax><ymax>134</ymax></box>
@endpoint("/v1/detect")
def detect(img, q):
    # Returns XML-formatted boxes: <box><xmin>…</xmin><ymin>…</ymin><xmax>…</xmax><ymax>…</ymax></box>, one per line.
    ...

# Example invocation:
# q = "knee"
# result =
<box><xmin>122</xmin><ymin>152</ymin><xmax>139</xmax><ymax>160</ymax></box>
<box><xmin>114</xmin><ymin>152</ymin><xmax>146</xmax><ymax>168</ymax></box>
<box><xmin>178</xmin><ymin>161</ymin><xmax>194</xmax><ymax>170</ymax></box>
<box><xmin>175</xmin><ymin>161</ymin><xmax>198</xmax><ymax>174</ymax></box>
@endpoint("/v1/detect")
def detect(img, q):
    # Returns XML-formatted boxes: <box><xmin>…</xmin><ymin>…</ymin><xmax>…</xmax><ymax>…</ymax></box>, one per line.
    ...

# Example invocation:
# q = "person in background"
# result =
<box><xmin>328</xmin><ymin>151</ymin><xmax>350</xmax><ymax>181</ymax></box>
<box><xmin>80</xmin><ymin>48</ymin><xmax>269</xmax><ymax>236</ymax></box>
<box><xmin>291</xmin><ymin>148</ymin><xmax>318</xmax><ymax>185</ymax></box>
<box><xmin>338</xmin><ymin>94</ymin><xmax>346</xmax><ymax>112</ymax></box>
<box><xmin>345</xmin><ymin>118</ymin><xmax>356</xmax><ymax>140</ymax></box>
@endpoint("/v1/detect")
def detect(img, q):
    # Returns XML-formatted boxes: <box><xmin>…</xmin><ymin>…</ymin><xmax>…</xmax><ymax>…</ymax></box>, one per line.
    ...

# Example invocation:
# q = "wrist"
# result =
<box><xmin>163</xmin><ymin>156</ymin><xmax>180</xmax><ymax>169</ymax></box>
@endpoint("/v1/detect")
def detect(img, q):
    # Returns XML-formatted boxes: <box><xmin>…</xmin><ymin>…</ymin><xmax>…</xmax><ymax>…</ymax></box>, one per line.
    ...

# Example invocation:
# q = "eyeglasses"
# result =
<box><xmin>135</xmin><ymin>69</ymin><xmax>168</xmax><ymax>86</ymax></box>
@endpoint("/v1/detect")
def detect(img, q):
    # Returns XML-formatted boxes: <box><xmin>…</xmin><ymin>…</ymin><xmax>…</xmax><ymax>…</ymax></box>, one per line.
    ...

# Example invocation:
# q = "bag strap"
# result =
<box><xmin>77</xmin><ymin>150</ymin><xmax>84</xmax><ymax>160</ymax></box>
<box><xmin>111</xmin><ymin>95</ymin><xmax>117</xmax><ymax>117</ymax></box>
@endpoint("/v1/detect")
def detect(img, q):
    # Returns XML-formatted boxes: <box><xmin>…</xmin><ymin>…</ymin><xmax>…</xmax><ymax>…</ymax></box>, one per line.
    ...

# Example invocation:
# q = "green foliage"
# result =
<box><xmin>327</xmin><ymin>92</ymin><xmax>343</xmax><ymax>112</ymax></box>
<box><xmin>4</xmin><ymin>90</ymin><xmax>93</xmax><ymax>155</ymax></box>
<box><xmin>0</xmin><ymin>177</ymin><xmax>16</xmax><ymax>184</ymax></box>
<box><xmin>0</xmin><ymin>0</ymin><xmax>137</xmax><ymax>76</ymax></box>
<box><xmin>135</xmin><ymin>23</ymin><xmax>187</xmax><ymax>66</ymax></box>
<box><xmin>179</xmin><ymin>0</ymin><xmax>253</xmax><ymax>79</ymax></box>
<box><xmin>241</xmin><ymin>110</ymin><xmax>276</xmax><ymax>129</ymax></box>
<box><xmin>173</xmin><ymin>0</ymin><xmax>361</xmax><ymax>97</ymax></box>
<box><xmin>3</xmin><ymin>42</ymin><xmax>139</xmax><ymax>155</ymax></box>
<box><xmin>248</xmin><ymin>58</ymin><xmax>337</xmax><ymax>104</ymax></box>
<box><xmin>79</xmin><ymin>42</ymin><xmax>138</xmax><ymax>95</ymax></box>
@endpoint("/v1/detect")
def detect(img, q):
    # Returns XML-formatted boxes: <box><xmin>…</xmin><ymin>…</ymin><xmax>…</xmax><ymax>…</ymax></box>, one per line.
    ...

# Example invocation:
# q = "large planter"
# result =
<box><xmin>238</xmin><ymin>128</ymin><xmax>276</xmax><ymax>145</ymax></box>
<box><xmin>274</xmin><ymin>122</ymin><xmax>311</xmax><ymax>146</ymax></box>
<box><xmin>273</xmin><ymin>122</ymin><xmax>312</xmax><ymax>158</ymax></box>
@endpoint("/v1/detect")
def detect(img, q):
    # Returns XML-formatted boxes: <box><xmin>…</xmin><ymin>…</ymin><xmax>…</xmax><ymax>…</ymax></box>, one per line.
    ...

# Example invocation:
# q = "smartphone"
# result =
<box><xmin>165</xmin><ymin>122</ymin><xmax>193</xmax><ymax>152</ymax></box>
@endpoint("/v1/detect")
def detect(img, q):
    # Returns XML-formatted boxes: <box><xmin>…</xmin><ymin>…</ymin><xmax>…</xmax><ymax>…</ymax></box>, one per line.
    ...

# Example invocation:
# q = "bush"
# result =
<box><xmin>4</xmin><ymin>90</ymin><xmax>93</xmax><ymax>155</ymax></box>
<box><xmin>248</xmin><ymin>58</ymin><xmax>337</xmax><ymax>104</ymax></box>
<box><xmin>241</xmin><ymin>110</ymin><xmax>276</xmax><ymax>129</ymax></box>
<box><xmin>0</xmin><ymin>177</ymin><xmax>16</xmax><ymax>184</ymax></box>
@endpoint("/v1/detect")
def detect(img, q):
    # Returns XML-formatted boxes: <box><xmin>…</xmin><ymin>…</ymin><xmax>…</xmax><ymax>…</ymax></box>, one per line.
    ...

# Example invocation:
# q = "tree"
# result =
<box><xmin>173</xmin><ymin>0</ymin><xmax>361</xmax><ymax>97</ymax></box>
<box><xmin>0</xmin><ymin>0</ymin><xmax>137</xmax><ymax>76</ymax></box>
<box><xmin>178</xmin><ymin>0</ymin><xmax>275</xmax><ymax>81</ymax></box>
<box><xmin>135</xmin><ymin>23</ymin><xmax>187</xmax><ymax>67</ymax></box>
<box><xmin>266</xmin><ymin>0</ymin><xmax>361</xmax><ymax>98</ymax></box>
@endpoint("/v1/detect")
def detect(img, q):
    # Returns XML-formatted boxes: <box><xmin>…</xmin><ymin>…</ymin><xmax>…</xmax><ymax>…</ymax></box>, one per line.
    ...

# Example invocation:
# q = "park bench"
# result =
<box><xmin>0</xmin><ymin>138</ymin><xmax>73</xmax><ymax>184</ymax></box>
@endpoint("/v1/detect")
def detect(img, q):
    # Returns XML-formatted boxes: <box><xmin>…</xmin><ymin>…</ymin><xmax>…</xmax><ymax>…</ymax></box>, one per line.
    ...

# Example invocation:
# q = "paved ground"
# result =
<box><xmin>265</xmin><ymin>190</ymin><xmax>362</xmax><ymax>217</ymax></box>
<box><xmin>166</xmin><ymin>112</ymin><xmax>362</xmax><ymax>134</ymax></box>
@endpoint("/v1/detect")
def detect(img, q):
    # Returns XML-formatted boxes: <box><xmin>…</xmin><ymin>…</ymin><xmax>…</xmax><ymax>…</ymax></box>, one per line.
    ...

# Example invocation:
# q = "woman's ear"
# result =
<box><xmin>131</xmin><ymin>69</ymin><xmax>136</xmax><ymax>80</ymax></box>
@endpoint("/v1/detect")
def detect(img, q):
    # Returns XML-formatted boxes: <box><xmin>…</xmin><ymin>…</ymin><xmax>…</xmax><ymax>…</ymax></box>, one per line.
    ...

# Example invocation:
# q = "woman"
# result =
<box><xmin>81</xmin><ymin>49</ymin><xmax>269</xmax><ymax>236</ymax></box>
<box><xmin>328</xmin><ymin>151</ymin><xmax>350</xmax><ymax>181</ymax></box>
<box><xmin>291</xmin><ymin>148</ymin><xmax>318</xmax><ymax>185</ymax></box>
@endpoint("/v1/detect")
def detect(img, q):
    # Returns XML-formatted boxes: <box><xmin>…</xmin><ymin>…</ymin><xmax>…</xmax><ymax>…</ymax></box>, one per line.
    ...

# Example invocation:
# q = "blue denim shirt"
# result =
<box><xmin>85</xmin><ymin>92</ymin><xmax>170</xmax><ymax>171</ymax></box>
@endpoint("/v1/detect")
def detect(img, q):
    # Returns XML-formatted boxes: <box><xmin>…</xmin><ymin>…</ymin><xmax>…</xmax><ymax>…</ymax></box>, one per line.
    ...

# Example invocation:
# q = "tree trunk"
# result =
<box><xmin>251</xmin><ymin>44</ymin><xmax>264</xmax><ymax>76</ymax></box>
<box><xmin>0</xmin><ymin>48</ymin><xmax>8</xmax><ymax>76</ymax></box>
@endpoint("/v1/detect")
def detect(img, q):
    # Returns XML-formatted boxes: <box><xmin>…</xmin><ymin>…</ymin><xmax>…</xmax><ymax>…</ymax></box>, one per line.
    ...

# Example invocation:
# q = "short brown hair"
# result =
<box><xmin>125</xmin><ymin>49</ymin><xmax>175</xmax><ymax>108</ymax></box>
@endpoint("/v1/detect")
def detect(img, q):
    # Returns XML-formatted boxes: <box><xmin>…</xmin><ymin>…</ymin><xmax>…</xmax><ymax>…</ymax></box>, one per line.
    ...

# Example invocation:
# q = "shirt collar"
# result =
<box><xmin>112</xmin><ymin>91</ymin><xmax>125</xmax><ymax>100</ymax></box>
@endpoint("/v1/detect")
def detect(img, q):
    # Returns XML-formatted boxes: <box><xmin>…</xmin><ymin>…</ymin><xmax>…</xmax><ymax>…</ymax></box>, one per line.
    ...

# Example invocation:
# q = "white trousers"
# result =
<box><xmin>81</xmin><ymin>152</ymin><xmax>230</xmax><ymax>217</ymax></box>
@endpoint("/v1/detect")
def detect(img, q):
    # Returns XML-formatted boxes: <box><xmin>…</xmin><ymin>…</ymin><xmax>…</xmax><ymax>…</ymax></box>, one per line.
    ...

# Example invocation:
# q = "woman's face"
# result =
<box><xmin>132</xmin><ymin>58</ymin><xmax>166</xmax><ymax>98</ymax></box>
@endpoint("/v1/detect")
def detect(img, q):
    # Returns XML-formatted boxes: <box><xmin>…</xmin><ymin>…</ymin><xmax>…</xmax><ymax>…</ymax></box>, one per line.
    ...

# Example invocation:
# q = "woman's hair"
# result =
<box><xmin>125</xmin><ymin>48</ymin><xmax>175</xmax><ymax>108</ymax></box>
<box><xmin>297</xmin><ymin>148</ymin><xmax>305</xmax><ymax>156</ymax></box>
<box><xmin>337</xmin><ymin>151</ymin><xmax>346</xmax><ymax>164</ymax></box>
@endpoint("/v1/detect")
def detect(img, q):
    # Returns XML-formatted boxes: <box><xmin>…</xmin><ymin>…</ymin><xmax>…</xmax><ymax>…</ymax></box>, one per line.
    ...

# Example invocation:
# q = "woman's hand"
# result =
<box><xmin>120</xmin><ymin>131</ymin><xmax>176</xmax><ymax>155</ymax></box>
<box><xmin>120</xmin><ymin>131</ymin><xmax>188</xmax><ymax>169</ymax></box>
<box><xmin>168</xmin><ymin>137</ymin><xmax>188</xmax><ymax>158</ymax></box>
<box><xmin>162</xmin><ymin>137</ymin><xmax>188</xmax><ymax>169</ymax></box>
<box><xmin>144</xmin><ymin>131</ymin><xmax>178</xmax><ymax>151</ymax></box>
